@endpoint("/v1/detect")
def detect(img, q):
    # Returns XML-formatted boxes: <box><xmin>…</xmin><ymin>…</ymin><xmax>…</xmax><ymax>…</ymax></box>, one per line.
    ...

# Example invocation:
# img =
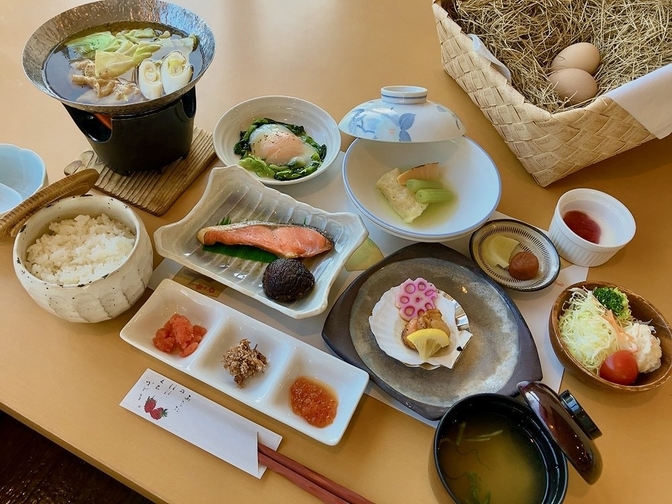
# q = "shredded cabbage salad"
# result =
<box><xmin>558</xmin><ymin>288</ymin><xmax>636</xmax><ymax>374</ymax></box>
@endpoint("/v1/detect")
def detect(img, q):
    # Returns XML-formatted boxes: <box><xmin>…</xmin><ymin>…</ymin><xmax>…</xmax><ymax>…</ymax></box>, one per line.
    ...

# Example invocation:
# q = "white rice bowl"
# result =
<box><xmin>26</xmin><ymin>213</ymin><xmax>135</xmax><ymax>285</ymax></box>
<box><xmin>13</xmin><ymin>195</ymin><xmax>154</xmax><ymax>323</ymax></box>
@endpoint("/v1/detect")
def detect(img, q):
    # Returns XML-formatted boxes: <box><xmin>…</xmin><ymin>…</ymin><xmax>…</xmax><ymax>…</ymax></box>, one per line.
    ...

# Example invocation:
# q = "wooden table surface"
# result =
<box><xmin>1</xmin><ymin>1</ymin><xmax>671</xmax><ymax>503</ymax></box>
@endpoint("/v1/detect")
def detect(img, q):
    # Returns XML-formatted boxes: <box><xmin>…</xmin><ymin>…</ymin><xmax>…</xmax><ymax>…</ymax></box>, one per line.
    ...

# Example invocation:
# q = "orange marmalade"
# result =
<box><xmin>289</xmin><ymin>376</ymin><xmax>338</xmax><ymax>428</ymax></box>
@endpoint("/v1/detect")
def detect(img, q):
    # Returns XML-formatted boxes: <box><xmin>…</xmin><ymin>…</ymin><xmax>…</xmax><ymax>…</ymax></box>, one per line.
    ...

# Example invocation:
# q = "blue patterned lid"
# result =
<box><xmin>339</xmin><ymin>86</ymin><xmax>466</xmax><ymax>142</ymax></box>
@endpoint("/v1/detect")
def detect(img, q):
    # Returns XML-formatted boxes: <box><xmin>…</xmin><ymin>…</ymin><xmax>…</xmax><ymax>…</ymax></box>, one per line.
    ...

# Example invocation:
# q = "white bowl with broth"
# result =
<box><xmin>13</xmin><ymin>195</ymin><xmax>153</xmax><ymax>323</ymax></box>
<box><xmin>342</xmin><ymin>137</ymin><xmax>501</xmax><ymax>242</ymax></box>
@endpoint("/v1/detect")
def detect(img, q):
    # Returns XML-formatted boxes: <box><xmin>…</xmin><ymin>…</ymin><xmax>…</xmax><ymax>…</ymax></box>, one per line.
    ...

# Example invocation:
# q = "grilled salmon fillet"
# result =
<box><xmin>197</xmin><ymin>221</ymin><xmax>334</xmax><ymax>258</ymax></box>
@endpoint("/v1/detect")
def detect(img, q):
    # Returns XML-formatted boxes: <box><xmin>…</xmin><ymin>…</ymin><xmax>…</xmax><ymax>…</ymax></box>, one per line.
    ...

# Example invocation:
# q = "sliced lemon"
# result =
<box><xmin>482</xmin><ymin>234</ymin><xmax>520</xmax><ymax>269</ymax></box>
<box><xmin>406</xmin><ymin>328</ymin><xmax>451</xmax><ymax>361</ymax></box>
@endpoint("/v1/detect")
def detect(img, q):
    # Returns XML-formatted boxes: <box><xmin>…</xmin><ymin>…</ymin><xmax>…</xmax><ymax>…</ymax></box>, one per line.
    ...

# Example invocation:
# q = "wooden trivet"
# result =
<box><xmin>63</xmin><ymin>127</ymin><xmax>216</xmax><ymax>216</ymax></box>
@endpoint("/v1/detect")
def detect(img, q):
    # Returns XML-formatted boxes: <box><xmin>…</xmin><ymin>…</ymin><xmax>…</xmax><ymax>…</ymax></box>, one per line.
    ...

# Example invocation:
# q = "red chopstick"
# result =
<box><xmin>258</xmin><ymin>443</ymin><xmax>374</xmax><ymax>504</ymax></box>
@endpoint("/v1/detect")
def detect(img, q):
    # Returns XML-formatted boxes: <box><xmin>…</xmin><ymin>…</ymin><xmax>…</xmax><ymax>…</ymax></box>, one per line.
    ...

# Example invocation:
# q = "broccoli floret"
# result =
<box><xmin>593</xmin><ymin>286</ymin><xmax>631</xmax><ymax>321</ymax></box>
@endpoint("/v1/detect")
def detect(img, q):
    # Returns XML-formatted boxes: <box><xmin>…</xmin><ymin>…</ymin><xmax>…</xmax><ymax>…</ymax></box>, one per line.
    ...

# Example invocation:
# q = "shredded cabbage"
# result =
<box><xmin>558</xmin><ymin>289</ymin><xmax>621</xmax><ymax>373</ymax></box>
<box><xmin>559</xmin><ymin>287</ymin><xmax>662</xmax><ymax>375</ymax></box>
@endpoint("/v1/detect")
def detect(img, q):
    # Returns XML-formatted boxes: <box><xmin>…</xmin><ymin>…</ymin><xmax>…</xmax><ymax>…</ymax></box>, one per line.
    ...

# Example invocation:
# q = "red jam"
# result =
<box><xmin>289</xmin><ymin>377</ymin><xmax>338</xmax><ymax>428</ymax></box>
<box><xmin>563</xmin><ymin>210</ymin><xmax>601</xmax><ymax>243</ymax></box>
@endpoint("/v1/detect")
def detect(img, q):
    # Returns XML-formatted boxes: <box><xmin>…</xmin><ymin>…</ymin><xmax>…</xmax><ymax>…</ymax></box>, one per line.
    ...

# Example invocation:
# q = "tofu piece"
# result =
<box><xmin>375</xmin><ymin>168</ymin><xmax>427</xmax><ymax>223</ymax></box>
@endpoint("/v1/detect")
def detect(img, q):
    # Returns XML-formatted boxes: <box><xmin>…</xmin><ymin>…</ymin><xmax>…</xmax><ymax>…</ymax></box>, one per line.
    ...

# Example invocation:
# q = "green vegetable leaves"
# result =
<box><xmin>66</xmin><ymin>31</ymin><xmax>117</xmax><ymax>59</ymax></box>
<box><xmin>66</xmin><ymin>28</ymin><xmax>198</xmax><ymax>80</ymax></box>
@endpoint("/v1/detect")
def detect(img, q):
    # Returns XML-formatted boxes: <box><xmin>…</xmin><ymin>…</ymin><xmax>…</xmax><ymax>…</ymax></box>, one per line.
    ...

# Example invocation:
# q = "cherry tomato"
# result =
<box><xmin>599</xmin><ymin>350</ymin><xmax>639</xmax><ymax>385</ymax></box>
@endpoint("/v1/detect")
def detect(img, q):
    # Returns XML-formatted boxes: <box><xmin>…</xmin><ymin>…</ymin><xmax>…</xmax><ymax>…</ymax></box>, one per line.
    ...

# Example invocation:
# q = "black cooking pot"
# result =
<box><xmin>22</xmin><ymin>0</ymin><xmax>215</xmax><ymax>174</ymax></box>
<box><xmin>64</xmin><ymin>88</ymin><xmax>196</xmax><ymax>175</ymax></box>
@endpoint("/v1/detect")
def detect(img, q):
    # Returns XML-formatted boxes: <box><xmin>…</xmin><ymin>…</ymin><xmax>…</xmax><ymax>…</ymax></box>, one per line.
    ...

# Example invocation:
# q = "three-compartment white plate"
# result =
<box><xmin>120</xmin><ymin>279</ymin><xmax>370</xmax><ymax>445</ymax></box>
<box><xmin>153</xmin><ymin>165</ymin><xmax>368</xmax><ymax>319</ymax></box>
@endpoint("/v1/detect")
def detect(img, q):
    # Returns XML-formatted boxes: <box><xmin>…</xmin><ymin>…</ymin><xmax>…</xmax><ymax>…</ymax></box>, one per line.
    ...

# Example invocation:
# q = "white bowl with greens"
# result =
<box><xmin>213</xmin><ymin>95</ymin><xmax>341</xmax><ymax>185</ymax></box>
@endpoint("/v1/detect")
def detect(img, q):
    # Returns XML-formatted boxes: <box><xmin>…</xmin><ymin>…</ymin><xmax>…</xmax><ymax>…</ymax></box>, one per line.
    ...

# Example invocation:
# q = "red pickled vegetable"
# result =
<box><xmin>563</xmin><ymin>210</ymin><xmax>601</xmax><ymax>244</ymax></box>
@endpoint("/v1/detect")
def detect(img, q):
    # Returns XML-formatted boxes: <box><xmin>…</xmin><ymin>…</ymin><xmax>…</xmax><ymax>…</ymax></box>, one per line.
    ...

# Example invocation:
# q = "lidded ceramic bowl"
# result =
<box><xmin>339</xmin><ymin>85</ymin><xmax>466</xmax><ymax>142</ymax></box>
<box><xmin>12</xmin><ymin>194</ymin><xmax>153</xmax><ymax>323</ymax></box>
<box><xmin>431</xmin><ymin>381</ymin><xmax>602</xmax><ymax>503</ymax></box>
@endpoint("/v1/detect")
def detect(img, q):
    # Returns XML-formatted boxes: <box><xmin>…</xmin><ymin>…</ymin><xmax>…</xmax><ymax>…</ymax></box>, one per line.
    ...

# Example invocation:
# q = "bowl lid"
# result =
<box><xmin>518</xmin><ymin>381</ymin><xmax>603</xmax><ymax>484</ymax></box>
<box><xmin>338</xmin><ymin>86</ymin><xmax>466</xmax><ymax>142</ymax></box>
<box><xmin>0</xmin><ymin>169</ymin><xmax>99</xmax><ymax>243</ymax></box>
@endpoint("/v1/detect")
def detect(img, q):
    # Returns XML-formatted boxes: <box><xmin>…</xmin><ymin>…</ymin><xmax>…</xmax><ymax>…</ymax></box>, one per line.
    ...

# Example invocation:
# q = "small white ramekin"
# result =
<box><xmin>548</xmin><ymin>188</ymin><xmax>635</xmax><ymax>267</ymax></box>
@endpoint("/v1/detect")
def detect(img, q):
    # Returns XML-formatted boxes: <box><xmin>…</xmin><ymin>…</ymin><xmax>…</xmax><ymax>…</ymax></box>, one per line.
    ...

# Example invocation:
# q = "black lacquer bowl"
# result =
<box><xmin>322</xmin><ymin>243</ymin><xmax>543</xmax><ymax>420</ymax></box>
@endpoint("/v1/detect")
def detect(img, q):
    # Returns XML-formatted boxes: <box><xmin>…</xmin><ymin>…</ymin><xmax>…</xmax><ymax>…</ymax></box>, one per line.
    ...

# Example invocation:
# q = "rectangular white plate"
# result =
<box><xmin>120</xmin><ymin>278</ymin><xmax>370</xmax><ymax>445</ymax></box>
<box><xmin>153</xmin><ymin>165</ymin><xmax>368</xmax><ymax>319</ymax></box>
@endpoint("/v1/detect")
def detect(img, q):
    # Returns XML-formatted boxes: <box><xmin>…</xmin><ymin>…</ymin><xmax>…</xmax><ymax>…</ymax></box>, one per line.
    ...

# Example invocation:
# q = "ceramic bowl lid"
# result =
<box><xmin>518</xmin><ymin>380</ymin><xmax>603</xmax><ymax>484</ymax></box>
<box><xmin>339</xmin><ymin>86</ymin><xmax>466</xmax><ymax>142</ymax></box>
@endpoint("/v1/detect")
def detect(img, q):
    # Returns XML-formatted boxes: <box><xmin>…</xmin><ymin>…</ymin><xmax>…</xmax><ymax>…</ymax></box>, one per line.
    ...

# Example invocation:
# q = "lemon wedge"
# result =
<box><xmin>405</xmin><ymin>328</ymin><xmax>451</xmax><ymax>361</ymax></box>
<box><xmin>482</xmin><ymin>234</ymin><xmax>520</xmax><ymax>269</ymax></box>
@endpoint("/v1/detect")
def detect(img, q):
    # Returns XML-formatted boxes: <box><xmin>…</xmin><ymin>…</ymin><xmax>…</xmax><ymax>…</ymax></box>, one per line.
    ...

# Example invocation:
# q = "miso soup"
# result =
<box><xmin>43</xmin><ymin>22</ymin><xmax>204</xmax><ymax>106</ymax></box>
<box><xmin>437</xmin><ymin>410</ymin><xmax>547</xmax><ymax>504</ymax></box>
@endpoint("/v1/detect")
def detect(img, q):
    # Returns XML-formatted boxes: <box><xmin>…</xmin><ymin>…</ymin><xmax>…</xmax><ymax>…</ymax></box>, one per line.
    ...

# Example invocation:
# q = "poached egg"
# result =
<box><xmin>249</xmin><ymin>123</ymin><xmax>318</xmax><ymax>167</ymax></box>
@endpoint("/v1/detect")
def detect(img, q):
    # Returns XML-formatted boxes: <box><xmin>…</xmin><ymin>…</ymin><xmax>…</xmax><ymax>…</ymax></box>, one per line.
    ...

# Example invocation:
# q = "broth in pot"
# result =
<box><xmin>43</xmin><ymin>22</ymin><xmax>204</xmax><ymax>107</ymax></box>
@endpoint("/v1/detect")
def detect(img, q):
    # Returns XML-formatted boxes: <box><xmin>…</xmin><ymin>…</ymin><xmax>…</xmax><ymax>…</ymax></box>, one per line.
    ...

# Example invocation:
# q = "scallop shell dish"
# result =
<box><xmin>369</xmin><ymin>278</ymin><xmax>473</xmax><ymax>370</ymax></box>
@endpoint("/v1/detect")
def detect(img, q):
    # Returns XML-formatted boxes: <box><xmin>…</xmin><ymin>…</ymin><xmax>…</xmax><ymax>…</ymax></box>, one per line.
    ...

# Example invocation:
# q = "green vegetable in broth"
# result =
<box><xmin>415</xmin><ymin>188</ymin><xmax>455</xmax><ymax>204</ymax></box>
<box><xmin>66</xmin><ymin>31</ymin><xmax>118</xmax><ymax>58</ymax></box>
<box><xmin>437</xmin><ymin>413</ymin><xmax>546</xmax><ymax>504</ymax></box>
<box><xmin>404</xmin><ymin>178</ymin><xmax>444</xmax><ymax>192</ymax></box>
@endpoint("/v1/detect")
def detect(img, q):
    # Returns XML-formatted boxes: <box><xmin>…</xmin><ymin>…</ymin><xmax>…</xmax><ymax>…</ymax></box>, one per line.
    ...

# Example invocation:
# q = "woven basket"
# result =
<box><xmin>433</xmin><ymin>2</ymin><xmax>656</xmax><ymax>187</ymax></box>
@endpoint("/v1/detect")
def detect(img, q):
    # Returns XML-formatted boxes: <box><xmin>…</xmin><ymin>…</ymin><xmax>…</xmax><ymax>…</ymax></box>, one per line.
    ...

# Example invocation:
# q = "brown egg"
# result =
<box><xmin>549</xmin><ymin>68</ymin><xmax>598</xmax><ymax>105</ymax></box>
<box><xmin>551</xmin><ymin>42</ymin><xmax>601</xmax><ymax>74</ymax></box>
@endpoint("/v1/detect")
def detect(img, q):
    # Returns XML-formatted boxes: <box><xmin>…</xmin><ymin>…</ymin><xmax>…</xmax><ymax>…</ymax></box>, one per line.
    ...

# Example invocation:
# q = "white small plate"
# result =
<box><xmin>153</xmin><ymin>166</ymin><xmax>368</xmax><ymax>319</ymax></box>
<box><xmin>213</xmin><ymin>95</ymin><xmax>341</xmax><ymax>186</ymax></box>
<box><xmin>469</xmin><ymin>219</ymin><xmax>561</xmax><ymax>292</ymax></box>
<box><xmin>342</xmin><ymin>137</ymin><xmax>501</xmax><ymax>242</ymax></box>
<box><xmin>120</xmin><ymin>279</ymin><xmax>370</xmax><ymax>445</ymax></box>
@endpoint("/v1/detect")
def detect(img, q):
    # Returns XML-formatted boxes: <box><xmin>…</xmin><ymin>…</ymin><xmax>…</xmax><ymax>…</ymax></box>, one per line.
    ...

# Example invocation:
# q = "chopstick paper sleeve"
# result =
<box><xmin>120</xmin><ymin>368</ymin><xmax>282</xmax><ymax>478</ymax></box>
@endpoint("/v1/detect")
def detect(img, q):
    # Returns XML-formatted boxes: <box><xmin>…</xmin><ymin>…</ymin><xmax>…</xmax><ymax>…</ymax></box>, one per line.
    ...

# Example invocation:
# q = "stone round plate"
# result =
<box><xmin>321</xmin><ymin>242</ymin><xmax>542</xmax><ymax>420</ymax></box>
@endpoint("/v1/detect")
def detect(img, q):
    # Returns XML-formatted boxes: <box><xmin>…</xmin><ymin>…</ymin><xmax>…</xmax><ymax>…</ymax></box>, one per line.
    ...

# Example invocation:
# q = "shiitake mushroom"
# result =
<box><xmin>262</xmin><ymin>258</ymin><xmax>315</xmax><ymax>302</ymax></box>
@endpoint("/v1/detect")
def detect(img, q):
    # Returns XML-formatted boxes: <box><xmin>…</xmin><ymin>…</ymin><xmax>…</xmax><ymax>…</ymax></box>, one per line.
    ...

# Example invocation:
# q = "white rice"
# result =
<box><xmin>26</xmin><ymin>213</ymin><xmax>135</xmax><ymax>285</ymax></box>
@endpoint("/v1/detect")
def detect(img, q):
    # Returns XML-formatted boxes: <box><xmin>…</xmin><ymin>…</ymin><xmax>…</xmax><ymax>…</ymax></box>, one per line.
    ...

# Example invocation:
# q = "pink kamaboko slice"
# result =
<box><xmin>394</xmin><ymin>278</ymin><xmax>438</xmax><ymax>321</ymax></box>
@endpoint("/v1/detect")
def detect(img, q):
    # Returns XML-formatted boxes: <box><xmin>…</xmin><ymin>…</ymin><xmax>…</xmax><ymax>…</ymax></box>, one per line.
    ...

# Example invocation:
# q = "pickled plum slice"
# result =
<box><xmin>394</xmin><ymin>278</ymin><xmax>438</xmax><ymax>321</ymax></box>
